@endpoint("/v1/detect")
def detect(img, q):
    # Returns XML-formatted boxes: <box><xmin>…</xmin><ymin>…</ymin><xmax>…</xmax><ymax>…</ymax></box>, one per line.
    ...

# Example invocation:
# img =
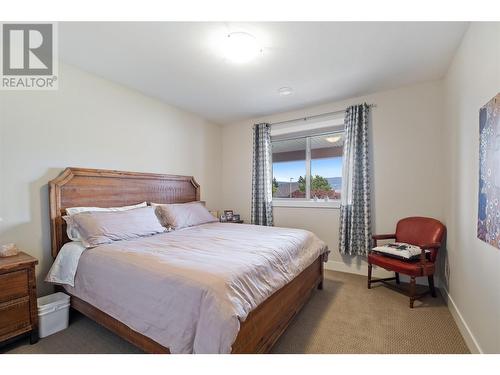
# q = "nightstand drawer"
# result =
<box><xmin>0</xmin><ymin>270</ymin><xmax>29</xmax><ymax>303</ymax></box>
<box><xmin>0</xmin><ymin>298</ymin><xmax>31</xmax><ymax>336</ymax></box>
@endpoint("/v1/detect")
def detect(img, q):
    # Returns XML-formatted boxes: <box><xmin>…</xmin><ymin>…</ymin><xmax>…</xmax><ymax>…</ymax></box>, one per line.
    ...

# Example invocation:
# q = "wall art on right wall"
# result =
<box><xmin>478</xmin><ymin>93</ymin><xmax>500</xmax><ymax>249</ymax></box>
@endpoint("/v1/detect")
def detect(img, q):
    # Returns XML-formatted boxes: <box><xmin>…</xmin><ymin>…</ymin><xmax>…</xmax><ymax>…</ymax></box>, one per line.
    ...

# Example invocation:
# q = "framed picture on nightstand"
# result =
<box><xmin>224</xmin><ymin>210</ymin><xmax>234</xmax><ymax>221</ymax></box>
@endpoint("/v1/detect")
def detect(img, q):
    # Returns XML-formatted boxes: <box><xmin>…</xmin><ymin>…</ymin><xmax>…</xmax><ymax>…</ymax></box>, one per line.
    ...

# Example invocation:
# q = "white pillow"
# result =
<box><xmin>372</xmin><ymin>242</ymin><xmax>430</xmax><ymax>261</ymax></box>
<box><xmin>64</xmin><ymin>202</ymin><xmax>147</xmax><ymax>241</ymax></box>
<box><xmin>153</xmin><ymin>201</ymin><xmax>217</xmax><ymax>230</ymax></box>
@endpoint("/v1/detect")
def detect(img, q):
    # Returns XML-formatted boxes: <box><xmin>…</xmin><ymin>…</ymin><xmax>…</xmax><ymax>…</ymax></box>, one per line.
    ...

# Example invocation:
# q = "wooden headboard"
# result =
<box><xmin>49</xmin><ymin>167</ymin><xmax>200</xmax><ymax>258</ymax></box>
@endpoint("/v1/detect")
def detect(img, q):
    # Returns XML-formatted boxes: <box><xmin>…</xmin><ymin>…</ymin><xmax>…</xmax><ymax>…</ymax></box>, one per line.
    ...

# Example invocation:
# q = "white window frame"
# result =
<box><xmin>271</xmin><ymin>116</ymin><xmax>344</xmax><ymax>209</ymax></box>
<box><xmin>272</xmin><ymin>199</ymin><xmax>341</xmax><ymax>209</ymax></box>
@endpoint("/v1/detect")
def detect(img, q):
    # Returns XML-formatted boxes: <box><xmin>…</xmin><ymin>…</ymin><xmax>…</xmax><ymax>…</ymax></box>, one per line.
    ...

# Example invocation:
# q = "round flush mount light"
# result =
<box><xmin>278</xmin><ymin>87</ymin><xmax>294</xmax><ymax>96</ymax></box>
<box><xmin>221</xmin><ymin>32</ymin><xmax>261</xmax><ymax>63</ymax></box>
<box><xmin>326</xmin><ymin>136</ymin><xmax>341</xmax><ymax>143</ymax></box>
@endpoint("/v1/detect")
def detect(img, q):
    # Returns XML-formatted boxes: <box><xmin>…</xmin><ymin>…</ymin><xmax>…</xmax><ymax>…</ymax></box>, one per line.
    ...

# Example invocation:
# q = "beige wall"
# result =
<box><xmin>221</xmin><ymin>80</ymin><xmax>445</xmax><ymax>278</ymax></box>
<box><xmin>0</xmin><ymin>63</ymin><xmax>222</xmax><ymax>295</ymax></box>
<box><xmin>441</xmin><ymin>23</ymin><xmax>500</xmax><ymax>353</ymax></box>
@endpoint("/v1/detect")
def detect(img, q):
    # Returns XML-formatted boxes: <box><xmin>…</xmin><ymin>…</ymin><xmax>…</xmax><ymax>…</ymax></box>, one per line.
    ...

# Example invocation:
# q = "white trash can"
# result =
<box><xmin>37</xmin><ymin>292</ymin><xmax>70</xmax><ymax>338</ymax></box>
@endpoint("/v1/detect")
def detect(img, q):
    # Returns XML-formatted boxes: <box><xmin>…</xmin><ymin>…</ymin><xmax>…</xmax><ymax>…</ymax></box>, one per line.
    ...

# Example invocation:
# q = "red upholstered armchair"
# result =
<box><xmin>368</xmin><ymin>217</ymin><xmax>446</xmax><ymax>308</ymax></box>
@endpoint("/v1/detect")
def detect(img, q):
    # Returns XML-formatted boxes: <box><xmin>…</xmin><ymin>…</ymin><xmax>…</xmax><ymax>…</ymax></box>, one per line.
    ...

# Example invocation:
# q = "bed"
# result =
<box><xmin>49</xmin><ymin>167</ymin><xmax>328</xmax><ymax>353</ymax></box>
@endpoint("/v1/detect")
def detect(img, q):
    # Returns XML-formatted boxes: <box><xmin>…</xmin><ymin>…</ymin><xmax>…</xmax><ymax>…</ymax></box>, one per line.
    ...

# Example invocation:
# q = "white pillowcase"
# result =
<box><xmin>153</xmin><ymin>201</ymin><xmax>217</xmax><ymax>230</ymax></box>
<box><xmin>64</xmin><ymin>202</ymin><xmax>147</xmax><ymax>241</ymax></box>
<box><xmin>372</xmin><ymin>242</ymin><xmax>429</xmax><ymax>261</ymax></box>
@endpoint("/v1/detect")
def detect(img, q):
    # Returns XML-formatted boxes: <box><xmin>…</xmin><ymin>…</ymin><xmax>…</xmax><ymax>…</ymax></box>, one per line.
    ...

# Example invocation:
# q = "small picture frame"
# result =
<box><xmin>232</xmin><ymin>214</ymin><xmax>240</xmax><ymax>222</ymax></box>
<box><xmin>224</xmin><ymin>210</ymin><xmax>234</xmax><ymax>221</ymax></box>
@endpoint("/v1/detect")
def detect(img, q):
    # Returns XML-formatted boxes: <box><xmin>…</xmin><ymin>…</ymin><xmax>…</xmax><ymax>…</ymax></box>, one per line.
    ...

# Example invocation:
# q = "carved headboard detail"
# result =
<box><xmin>49</xmin><ymin>167</ymin><xmax>200</xmax><ymax>258</ymax></box>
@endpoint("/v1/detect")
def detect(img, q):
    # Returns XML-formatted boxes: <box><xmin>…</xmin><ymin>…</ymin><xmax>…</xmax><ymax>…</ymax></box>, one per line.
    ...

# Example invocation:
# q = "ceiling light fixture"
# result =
<box><xmin>222</xmin><ymin>32</ymin><xmax>261</xmax><ymax>63</ymax></box>
<box><xmin>325</xmin><ymin>136</ymin><xmax>341</xmax><ymax>143</ymax></box>
<box><xmin>278</xmin><ymin>87</ymin><xmax>293</xmax><ymax>96</ymax></box>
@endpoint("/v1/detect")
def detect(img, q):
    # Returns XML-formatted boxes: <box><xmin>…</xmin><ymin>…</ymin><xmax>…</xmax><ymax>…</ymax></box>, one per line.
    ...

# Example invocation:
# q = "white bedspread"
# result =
<box><xmin>45</xmin><ymin>241</ymin><xmax>86</xmax><ymax>287</ymax></box>
<box><xmin>49</xmin><ymin>222</ymin><xmax>328</xmax><ymax>353</ymax></box>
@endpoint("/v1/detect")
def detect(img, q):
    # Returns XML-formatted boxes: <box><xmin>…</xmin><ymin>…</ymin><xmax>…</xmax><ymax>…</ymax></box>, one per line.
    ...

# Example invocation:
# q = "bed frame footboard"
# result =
<box><xmin>60</xmin><ymin>256</ymin><xmax>324</xmax><ymax>354</ymax></box>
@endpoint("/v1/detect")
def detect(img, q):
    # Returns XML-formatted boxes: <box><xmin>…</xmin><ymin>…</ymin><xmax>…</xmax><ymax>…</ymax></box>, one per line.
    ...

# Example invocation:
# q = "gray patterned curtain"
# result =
<box><xmin>339</xmin><ymin>104</ymin><xmax>372</xmax><ymax>256</ymax></box>
<box><xmin>251</xmin><ymin>123</ymin><xmax>273</xmax><ymax>226</ymax></box>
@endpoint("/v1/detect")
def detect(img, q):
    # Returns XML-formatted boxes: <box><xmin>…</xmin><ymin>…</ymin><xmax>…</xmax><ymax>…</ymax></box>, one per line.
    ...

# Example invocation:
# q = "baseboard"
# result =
<box><xmin>325</xmin><ymin>260</ymin><xmax>373</xmax><ymax>276</ymax></box>
<box><xmin>438</xmin><ymin>284</ymin><xmax>483</xmax><ymax>354</ymax></box>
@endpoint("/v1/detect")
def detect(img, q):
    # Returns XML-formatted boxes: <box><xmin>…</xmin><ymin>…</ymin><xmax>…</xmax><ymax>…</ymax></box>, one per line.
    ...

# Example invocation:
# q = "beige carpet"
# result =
<box><xmin>2</xmin><ymin>270</ymin><xmax>469</xmax><ymax>354</ymax></box>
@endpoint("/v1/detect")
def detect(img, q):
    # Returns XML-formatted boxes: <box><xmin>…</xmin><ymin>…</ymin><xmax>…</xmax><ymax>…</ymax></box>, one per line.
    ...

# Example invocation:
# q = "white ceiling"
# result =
<box><xmin>59</xmin><ymin>22</ymin><xmax>468</xmax><ymax>125</ymax></box>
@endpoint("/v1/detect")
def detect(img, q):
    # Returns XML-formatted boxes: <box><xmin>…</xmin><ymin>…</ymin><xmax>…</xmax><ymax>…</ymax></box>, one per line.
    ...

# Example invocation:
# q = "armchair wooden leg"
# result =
<box><xmin>428</xmin><ymin>275</ymin><xmax>437</xmax><ymax>297</ymax></box>
<box><xmin>367</xmin><ymin>264</ymin><xmax>372</xmax><ymax>289</ymax></box>
<box><xmin>395</xmin><ymin>272</ymin><xmax>400</xmax><ymax>284</ymax></box>
<box><xmin>409</xmin><ymin>276</ymin><xmax>416</xmax><ymax>308</ymax></box>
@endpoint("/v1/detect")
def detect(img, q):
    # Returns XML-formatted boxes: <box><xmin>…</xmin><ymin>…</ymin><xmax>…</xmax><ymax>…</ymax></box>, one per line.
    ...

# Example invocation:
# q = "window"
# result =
<box><xmin>310</xmin><ymin>133</ymin><xmax>343</xmax><ymax>200</ymax></box>
<box><xmin>272</xmin><ymin>129</ymin><xmax>344</xmax><ymax>207</ymax></box>
<box><xmin>271</xmin><ymin>137</ymin><xmax>306</xmax><ymax>198</ymax></box>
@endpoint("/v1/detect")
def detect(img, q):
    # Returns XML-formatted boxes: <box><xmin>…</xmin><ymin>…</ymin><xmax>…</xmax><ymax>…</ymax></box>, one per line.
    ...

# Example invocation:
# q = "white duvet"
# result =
<box><xmin>47</xmin><ymin>222</ymin><xmax>328</xmax><ymax>353</ymax></box>
<box><xmin>46</xmin><ymin>241</ymin><xmax>87</xmax><ymax>287</ymax></box>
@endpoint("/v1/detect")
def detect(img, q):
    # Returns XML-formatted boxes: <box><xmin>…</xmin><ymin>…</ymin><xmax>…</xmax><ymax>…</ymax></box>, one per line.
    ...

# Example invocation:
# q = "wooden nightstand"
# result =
<box><xmin>0</xmin><ymin>252</ymin><xmax>38</xmax><ymax>346</ymax></box>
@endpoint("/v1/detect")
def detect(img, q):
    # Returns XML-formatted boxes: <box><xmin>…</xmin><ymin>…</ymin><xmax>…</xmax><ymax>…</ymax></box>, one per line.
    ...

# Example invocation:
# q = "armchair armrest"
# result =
<box><xmin>420</xmin><ymin>242</ymin><xmax>441</xmax><ymax>250</ymax></box>
<box><xmin>418</xmin><ymin>242</ymin><xmax>441</xmax><ymax>263</ymax></box>
<box><xmin>372</xmin><ymin>233</ymin><xmax>396</xmax><ymax>247</ymax></box>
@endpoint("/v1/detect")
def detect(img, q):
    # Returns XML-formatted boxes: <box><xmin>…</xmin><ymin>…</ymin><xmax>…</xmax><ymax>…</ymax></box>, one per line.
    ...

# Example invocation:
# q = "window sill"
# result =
<box><xmin>272</xmin><ymin>199</ymin><xmax>340</xmax><ymax>209</ymax></box>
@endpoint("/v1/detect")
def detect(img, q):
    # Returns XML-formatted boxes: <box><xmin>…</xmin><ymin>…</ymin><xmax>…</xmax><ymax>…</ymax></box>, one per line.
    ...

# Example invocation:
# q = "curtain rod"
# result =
<box><xmin>270</xmin><ymin>104</ymin><xmax>376</xmax><ymax>127</ymax></box>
